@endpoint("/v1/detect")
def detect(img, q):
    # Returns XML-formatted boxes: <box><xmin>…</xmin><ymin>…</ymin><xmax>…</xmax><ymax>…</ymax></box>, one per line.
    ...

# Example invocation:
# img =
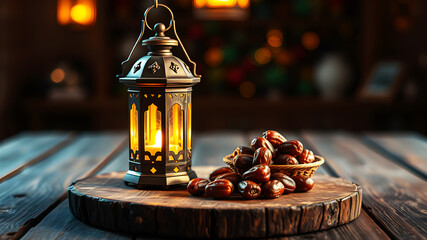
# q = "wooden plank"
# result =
<box><xmin>0</xmin><ymin>132</ymin><xmax>74</xmax><ymax>182</ymax></box>
<box><xmin>21</xmin><ymin>201</ymin><xmax>131</xmax><ymax>240</ymax></box>
<box><xmin>98</xmin><ymin>149</ymin><xmax>129</xmax><ymax>175</ymax></box>
<box><xmin>363</xmin><ymin>132</ymin><xmax>427</xmax><ymax>179</ymax></box>
<box><xmin>302</xmin><ymin>132</ymin><xmax>427</xmax><ymax>240</ymax></box>
<box><xmin>21</xmin><ymin>149</ymin><xmax>133</xmax><ymax>240</ymax></box>
<box><xmin>279</xmin><ymin>211</ymin><xmax>389</xmax><ymax>240</ymax></box>
<box><xmin>0</xmin><ymin>133</ymin><xmax>126</xmax><ymax>239</ymax></box>
<box><xmin>192</xmin><ymin>131</ymin><xmax>246</xmax><ymax>166</ymax></box>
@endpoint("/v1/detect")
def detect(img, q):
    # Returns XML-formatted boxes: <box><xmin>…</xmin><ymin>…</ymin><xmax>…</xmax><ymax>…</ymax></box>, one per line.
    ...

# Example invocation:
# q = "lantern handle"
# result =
<box><xmin>144</xmin><ymin>3</ymin><xmax>201</xmax><ymax>77</ymax></box>
<box><xmin>171</xmin><ymin>19</ymin><xmax>201</xmax><ymax>77</ymax></box>
<box><xmin>144</xmin><ymin>4</ymin><xmax>173</xmax><ymax>32</ymax></box>
<box><xmin>117</xmin><ymin>19</ymin><xmax>147</xmax><ymax>77</ymax></box>
<box><xmin>118</xmin><ymin>2</ymin><xmax>201</xmax><ymax>78</ymax></box>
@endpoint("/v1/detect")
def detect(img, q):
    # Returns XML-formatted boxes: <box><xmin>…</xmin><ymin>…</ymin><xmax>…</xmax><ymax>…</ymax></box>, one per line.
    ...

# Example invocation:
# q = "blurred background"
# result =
<box><xmin>0</xmin><ymin>0</ymin><xmax>426</xmax><ymax>140</ymax></box>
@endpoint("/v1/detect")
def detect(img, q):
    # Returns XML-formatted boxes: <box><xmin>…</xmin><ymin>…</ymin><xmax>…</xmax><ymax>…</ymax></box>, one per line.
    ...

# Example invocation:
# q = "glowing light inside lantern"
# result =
<box><xmin>154</xmin><ymin>130</ymin><xmax>162</xmax><ymax>148</ymax></box>
<box><xmin>188</xmin><ymin>102</ymin><xmax>192</xmax><ymax>149</ymax></box>
<box><xmin>130</xmin><ymin>103</ymin><xmax>139</xmax><ymax>154</ymax></box>
<box><xmin>169</xmin><ymin>104</ymin><xmax>183</xmax><ymax>158</ymax></box>
<box><xmin>145</xmin><ymin>104</ymin><xmax>162</xmax><ymax>160</ymax></box>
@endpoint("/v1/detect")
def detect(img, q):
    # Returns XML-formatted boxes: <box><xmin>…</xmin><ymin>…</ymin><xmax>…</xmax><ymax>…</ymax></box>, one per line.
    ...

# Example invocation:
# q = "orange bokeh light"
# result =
<box><xmin>276</xmin><ymin>50</ymin><xmax>292</xmax><ymax>66</ymax></box>
<box><xmin>50</xmin><ymin>68</ymin><xmax>65</xmax><ymax>83</ymax></box>
<box><xmin>301</xmin><ymin>32</ymin><xmax>320</xmax><ymax>50</ymax></box>
<box><xmin>395</xmin><ymin>16</ymin><xmax>410</xmax><ymax>32</ymax></box>
<box><xmin>204</xmin><ymin>47</ymin><xmax>224</xmax><ymax>67</ymax></box>
<box><xmin>57</xmin><ymin>0</ymin><xmax>96</xmax><ymax>26</ymax></box>
<box><xmin>267</xmin><ymin>29</ymin><xmax>283</xmax><ymax>48</ymax></box>
<box><xmin>70</xmin><ymin>3</ymin><xmax>93</xmax><ymax>25</ymax></box>
<box><xmin>239</xmin><ymin>81</ymin><xmax>256</xmax><ymax>98</ymax></box>
<box><xmin>238</xmin><ymin>0</ymin><xmax>250</xmax><ymax>8</ymax></box>
<box><xmin>254</xmin><ymin>48</ymin><xmax>271</xmax><ymax>65</ymax></box>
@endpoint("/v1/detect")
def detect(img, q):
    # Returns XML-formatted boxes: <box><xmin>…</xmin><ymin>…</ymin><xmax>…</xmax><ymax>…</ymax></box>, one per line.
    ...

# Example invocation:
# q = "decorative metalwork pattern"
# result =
<box><xmin>148</xmin><ymin>61</ymin><xmax>160</xmax><ymax>73</ymax></box>
<box><xmin>150</xmin><ymin>167</ymin><xmax>157</xmax><ymax>174</ymax></box>
<box><xmin>170</xmin><ymin>62</ymin><xmax>179</xmax><ymax>73</ymax></box>
<box><xmin>133</xmin><ymin>61</ymin><xmax>141</xmax><ymax>73</ymax></box>
<box><xmin>174</xmin><ymin>167</ymin><xmax>179</xmax><ymax>173</ymax></box>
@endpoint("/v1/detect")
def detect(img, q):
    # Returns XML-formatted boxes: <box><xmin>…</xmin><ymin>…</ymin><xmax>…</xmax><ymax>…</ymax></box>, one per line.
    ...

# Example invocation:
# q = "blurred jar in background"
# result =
<box><xmin>314</xmin><ymin>54</ymin><xmax>352</xmax><ymax>99</ymax></box>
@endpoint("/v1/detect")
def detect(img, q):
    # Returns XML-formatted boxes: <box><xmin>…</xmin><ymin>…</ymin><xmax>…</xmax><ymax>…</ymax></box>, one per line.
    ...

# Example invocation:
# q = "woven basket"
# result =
<box><xmin>223</xmin><ymin>154</ymin><xmax>324</xmax><ymax>178</ymax></box>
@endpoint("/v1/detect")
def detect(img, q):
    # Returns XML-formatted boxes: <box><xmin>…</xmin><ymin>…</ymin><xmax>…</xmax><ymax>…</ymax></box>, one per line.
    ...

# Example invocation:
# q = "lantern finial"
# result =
<box><xmin>154</xmin><ymin>23</ymin><xmax>166</xmax><ymax>36</ymax></box>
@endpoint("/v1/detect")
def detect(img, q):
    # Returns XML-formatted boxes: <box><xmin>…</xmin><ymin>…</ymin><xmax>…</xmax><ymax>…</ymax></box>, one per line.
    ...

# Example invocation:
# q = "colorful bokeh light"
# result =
<box><xmin>267</xmin><ymin>29</ymin><xmax>283</xmax><ymax>48</ymax></box>
<box><xmin>239</xmin><ymin>81</ymin><xmax>256</xmax><ymax>98</ymax></box>
<box><xmin>204</xmin><ymin>47</ymin><xmax>224</xmax><ymax>67</ymax></box>
<box><xmin>57</xmin><ymin>0</ymin><xmax>96</xmax><ymax>26</ymax></box>
<box><xmin>50</xmin><ymin>68</ymin><xmax>66</xmax><ymax>83</ymax></box>
<box><xmin>301</xmin><ymin>32</ymin><xmax>320</xmax><ymax>50</ymax></box>
<box><xmin>70</xmin><ymin>3</ymin><xmax>93</xmax><ymax>25</ymax></box>
<box><xmin>254</xmin><ymin>47</ymin><xmax>271</xmax><ymax>65</ymax></box>
<box><xmin>276</xmin><ymin>50</ymin><xmax>292</xmax><ymax>66</ymax></box>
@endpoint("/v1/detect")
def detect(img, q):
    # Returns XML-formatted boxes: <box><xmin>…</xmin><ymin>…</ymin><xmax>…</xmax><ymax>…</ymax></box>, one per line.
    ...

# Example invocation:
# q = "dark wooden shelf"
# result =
<box><xmin>24</xmin><ymin>97</ymin><xmax>426</xmax><ymax>133</ymax></box>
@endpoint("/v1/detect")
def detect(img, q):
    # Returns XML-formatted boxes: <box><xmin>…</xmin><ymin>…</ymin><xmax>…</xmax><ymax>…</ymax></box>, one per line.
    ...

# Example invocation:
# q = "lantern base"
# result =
<box><xmin>123</xmin><ymin>170</ymin><xmax>197</xmax><ymax>188</ymax></box>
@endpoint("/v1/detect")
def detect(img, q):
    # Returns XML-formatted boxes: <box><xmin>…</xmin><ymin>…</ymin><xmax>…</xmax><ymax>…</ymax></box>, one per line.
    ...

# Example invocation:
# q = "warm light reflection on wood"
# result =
<box><xmin>130</xmin><ymin>103</ymin><xmax>139</xmax><ymax>153</ymax></box>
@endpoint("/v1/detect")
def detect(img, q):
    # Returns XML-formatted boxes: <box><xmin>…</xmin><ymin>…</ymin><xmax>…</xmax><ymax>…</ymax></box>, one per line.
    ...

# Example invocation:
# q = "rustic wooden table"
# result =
<box><xmin>0</xmin><ymin>131</ymin><xmax>426</xmax><ymax>239</ymax></box>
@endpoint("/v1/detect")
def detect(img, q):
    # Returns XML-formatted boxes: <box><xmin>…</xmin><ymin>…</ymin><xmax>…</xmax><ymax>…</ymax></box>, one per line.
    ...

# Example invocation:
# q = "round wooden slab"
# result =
<box><xmin>68</xmin><ymin>172</ymin><xmax>362</xmax><ymax>238</ymax></box>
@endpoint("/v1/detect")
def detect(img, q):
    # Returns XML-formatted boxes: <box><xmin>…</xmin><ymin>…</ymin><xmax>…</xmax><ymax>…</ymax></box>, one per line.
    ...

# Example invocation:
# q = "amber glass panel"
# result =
<box><xmin>188</xmin><ymin>102</ymin><xmax>192</xmax><ymax>149</ymax></box>
<box><xmin>169</xmin><ymin>104</ymin><xmax>183</xmax><ymax>156</ymax></box>
<box><xmin>130</xmin><ymin>103</ymin><xmax>139</xmax><ymax>154</ymax></box>
<box><xmin>144</xmin><ymin>104</ymin><xmax>162</xmax><ymax>160</ymax></box>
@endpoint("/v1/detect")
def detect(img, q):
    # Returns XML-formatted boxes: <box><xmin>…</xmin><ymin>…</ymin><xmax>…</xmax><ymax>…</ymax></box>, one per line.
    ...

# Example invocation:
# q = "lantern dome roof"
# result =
<box><xmin>119</xmin><ymin>55</ymin><xmax>200</xmax><ymax>87</ymax></box>
<box><xmin>119</xmin><ymin>23</ymin><xmax>200</xmax><ymax>88</ymax></box>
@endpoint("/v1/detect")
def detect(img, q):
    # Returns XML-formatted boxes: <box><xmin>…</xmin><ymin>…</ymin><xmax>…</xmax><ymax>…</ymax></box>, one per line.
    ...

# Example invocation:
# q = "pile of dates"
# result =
<box><xmin>187</xmin><ymin>130</ymin><xmax>316</xmax><ymax>200</ymax></box>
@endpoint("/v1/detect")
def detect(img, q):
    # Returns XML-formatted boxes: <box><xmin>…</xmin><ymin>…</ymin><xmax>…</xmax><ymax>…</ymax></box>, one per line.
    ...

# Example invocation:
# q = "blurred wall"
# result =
<box><xmin>0</xmin><ymin>0</ymin><xmax>426</xmax><ymax>139</ymax></box>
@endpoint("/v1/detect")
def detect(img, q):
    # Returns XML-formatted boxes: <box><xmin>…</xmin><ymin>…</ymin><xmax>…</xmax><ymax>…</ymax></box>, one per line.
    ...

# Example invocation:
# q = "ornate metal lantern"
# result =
<box><xmin>118</xmin><ymin>2</ymin><xmax>201</xmax><ymax>188</ymax></box>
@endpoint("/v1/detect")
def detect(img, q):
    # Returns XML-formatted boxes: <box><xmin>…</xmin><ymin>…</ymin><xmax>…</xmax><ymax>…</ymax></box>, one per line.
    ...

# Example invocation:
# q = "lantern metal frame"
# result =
<box><xmin>118</xmin><ymin>2</ymin><xmax>200</xmax><ymax>188</ymax></box>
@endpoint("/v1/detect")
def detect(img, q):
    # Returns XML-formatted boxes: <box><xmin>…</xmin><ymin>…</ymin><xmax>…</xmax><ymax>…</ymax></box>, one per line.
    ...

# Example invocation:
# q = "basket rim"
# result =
<box><xmin>223</xmin><ymin>154</ymin><xmax>325</xmax><ymax>168</ymax></box>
